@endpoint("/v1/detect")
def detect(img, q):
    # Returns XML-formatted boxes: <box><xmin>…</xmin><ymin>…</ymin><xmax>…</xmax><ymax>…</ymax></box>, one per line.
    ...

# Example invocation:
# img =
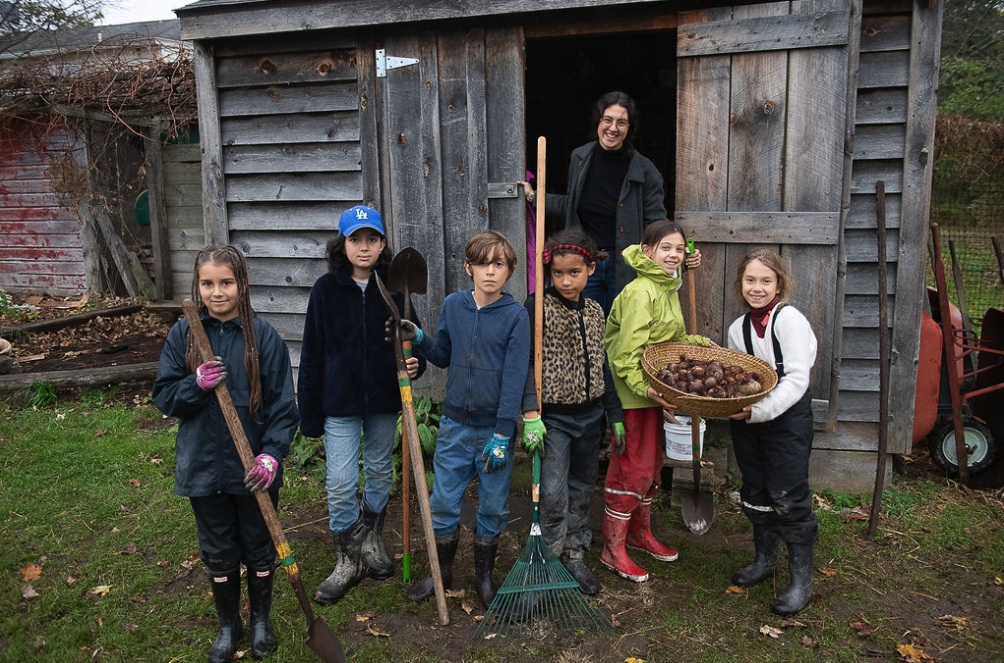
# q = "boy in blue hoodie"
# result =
<box><xmin>393</xmin><ymin>230</ymin><xmax>532</xmax><ymax>608</ymax></box>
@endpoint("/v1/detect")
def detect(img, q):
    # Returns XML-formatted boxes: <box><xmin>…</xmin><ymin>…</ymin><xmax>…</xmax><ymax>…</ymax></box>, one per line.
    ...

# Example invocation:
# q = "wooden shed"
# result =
<box><xmin>176</xmin><ymin>0</ymin><xmax>943</xmax><ymax>492</ymax></box>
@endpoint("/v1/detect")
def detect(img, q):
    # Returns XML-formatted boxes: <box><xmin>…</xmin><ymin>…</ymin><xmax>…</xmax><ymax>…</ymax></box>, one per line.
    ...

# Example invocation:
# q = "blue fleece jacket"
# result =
<box><xmin>416</xmin><ymin>290</ymin><xmax>530</xmax><ymax>438</ymax></box>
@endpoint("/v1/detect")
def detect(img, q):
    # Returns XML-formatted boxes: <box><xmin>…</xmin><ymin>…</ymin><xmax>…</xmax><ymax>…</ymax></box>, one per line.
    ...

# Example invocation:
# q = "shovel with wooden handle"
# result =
<box><xmin>388</xmin><ymin>247</ymin><xmax>428</xmax><ymax>584</ymax></box>
<box><xmin>679</xmin><ymin>243</ymin><xmax>714</xmax><ymax>535</ymax></box>
<box><xmin>180</xmin><ymin>300</ymin><xmax>345</xmax><ymax>663</ymax></box>
<box><xmin>372</xmin><ymin>272</ymin><xmax>450</xmax><ymax>626</ymax></box>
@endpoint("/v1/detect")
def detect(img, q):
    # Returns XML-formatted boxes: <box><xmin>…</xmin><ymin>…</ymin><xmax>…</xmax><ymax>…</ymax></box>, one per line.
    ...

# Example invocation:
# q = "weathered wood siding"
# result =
<box><xmin>163</xmin><ymin>142</ymin><xmax>205</xmax><ymax>298</ymax></box>
<box><xmin>0</xmin><ymin>120</ymin><xmax>91</xmax><ymax>295</ymax></box>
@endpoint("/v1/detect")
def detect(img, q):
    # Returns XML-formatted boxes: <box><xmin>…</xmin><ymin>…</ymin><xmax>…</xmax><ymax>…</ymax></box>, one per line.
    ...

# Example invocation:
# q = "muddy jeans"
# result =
<box><xmin>540</xmin><ymin>405</ymin><xmax>605</xmax><ymax>559</ymax></box>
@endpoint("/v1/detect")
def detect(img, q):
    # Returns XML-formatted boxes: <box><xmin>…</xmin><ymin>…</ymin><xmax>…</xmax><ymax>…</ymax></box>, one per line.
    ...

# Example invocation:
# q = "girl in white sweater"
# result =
<box><xmin>727</xmin><ymin>247</ymin><xmax>818</xmax><ymax>616</ymax></box>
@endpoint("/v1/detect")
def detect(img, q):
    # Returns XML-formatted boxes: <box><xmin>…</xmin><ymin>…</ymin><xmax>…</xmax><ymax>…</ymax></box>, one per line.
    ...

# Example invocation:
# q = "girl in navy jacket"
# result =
<box><xmin>301</xmin><ymin>206</ymin><xmax>425</xmax><ymax>605</ymax></box>
<box><xmin>153</xmin><ymin>245</ymin><xmax>298</xmax><ymax>663</ymax></box>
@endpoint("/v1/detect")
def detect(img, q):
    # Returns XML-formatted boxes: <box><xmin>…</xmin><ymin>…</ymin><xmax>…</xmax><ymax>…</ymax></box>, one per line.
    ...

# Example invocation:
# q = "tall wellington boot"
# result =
<box><xmin>406</xmin><ymin>530</ymin><xmax>459</xmax><ymax>603</ymax></box>
<box><xmin>206</xmin><ymin>568</ymin><xmax>242</xmax><ymax>663</ymax></box>
<box><xmin>600</xmin><ymin>507</ymin><xmax>648</xmax><ymax>582</ymax></box>
<box><xmin>732</xmin><ymin>527</ymin><xmax>781</xmax><ymax>587</ymax></box>
<box><xmin>312</xmin><ymin>515</ymin><xmax>367</xmax><ymax>605</ymax></box>
<box><xmin>247</xmin><ymin>567</ymin><xmax>278</xmax><ymax>659</ymax></box>
<box><xmin>772</xmin><ymin>542</ymin><xmax>815</xmax><ymax>616</ymax></box>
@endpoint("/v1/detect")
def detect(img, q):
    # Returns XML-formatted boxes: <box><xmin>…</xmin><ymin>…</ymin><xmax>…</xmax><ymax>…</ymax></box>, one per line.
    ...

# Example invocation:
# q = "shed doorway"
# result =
<box><xmin>523</xmin><ymin>32</ymin><xmax>677</xmax><ymax>237</ymax></box>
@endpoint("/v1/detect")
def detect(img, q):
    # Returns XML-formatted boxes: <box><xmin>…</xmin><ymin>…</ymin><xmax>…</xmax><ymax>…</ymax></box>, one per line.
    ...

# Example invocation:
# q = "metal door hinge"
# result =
<box><xmin>376</xmin><ymin>49</ymin><xmax>419</xmax><ymax>78</ymax></box>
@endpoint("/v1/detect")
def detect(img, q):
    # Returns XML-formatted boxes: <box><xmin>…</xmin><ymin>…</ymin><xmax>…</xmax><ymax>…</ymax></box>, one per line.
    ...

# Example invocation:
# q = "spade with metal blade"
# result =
<box><xmin>387</xmin><ymin>247</ymin><xmax>427</xmax><ymax>584</ymax></box>
<box><xmin>181</xmin><ymin>300</ymin><xmax>345</xmax><ymax>663</ymax></box>
<box><xmin>679</xmin><ymin>242</ymin><xmax>714</xmax><ymax>535</ymax></box>
<box><xmin>372</xmin><ymin>264</ymin><xmax>449</xmax><ymax>626</ymax></box>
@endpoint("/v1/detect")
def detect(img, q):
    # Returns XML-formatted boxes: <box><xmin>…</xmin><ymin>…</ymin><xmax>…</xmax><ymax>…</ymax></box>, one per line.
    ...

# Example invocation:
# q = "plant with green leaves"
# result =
<box><xmin>395</xmin><ymin>395</ymin><xmax>440</xmax><ymax>490</ymax></box>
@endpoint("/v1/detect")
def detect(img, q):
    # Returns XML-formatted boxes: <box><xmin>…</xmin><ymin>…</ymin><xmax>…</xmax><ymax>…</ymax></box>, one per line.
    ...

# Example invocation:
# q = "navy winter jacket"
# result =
<box><xmin>416</xmin><ymin>290</ymin><xmax>530</xmax><ymax>438</ymax></box>
<box><xmin>152</xmin><ymin>312</ymin><xmax>299</xmax><ymax>497</ymax></box>
<box><xmin>297</xmin><ymin>268</ymin><xmax>426</xmax><ymax>438</ymax></box>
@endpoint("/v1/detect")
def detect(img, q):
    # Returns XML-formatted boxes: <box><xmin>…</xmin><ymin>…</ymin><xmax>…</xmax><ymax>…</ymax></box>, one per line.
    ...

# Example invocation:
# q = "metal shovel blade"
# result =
<box><xmin>681</xmin><ymin>414</ymin><xmax>713</xmax><ymax>535</ymax></box>
<box><xmin>388</xmin><ymin>246</ymin><xmax>428</xmax><ymax>296</ymax></box>
<box><xmin>306</xmin><ymin>616</ymin><xmax>347</xmax><ymax>663</ymax></box>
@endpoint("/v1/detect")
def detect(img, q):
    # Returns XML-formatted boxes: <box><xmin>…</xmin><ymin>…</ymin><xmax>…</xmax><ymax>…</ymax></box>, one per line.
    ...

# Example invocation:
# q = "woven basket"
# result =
<box><xmin>641</xmin><ymin>342</ymin><xmax>778</xmax><ymax>418</ymax></box>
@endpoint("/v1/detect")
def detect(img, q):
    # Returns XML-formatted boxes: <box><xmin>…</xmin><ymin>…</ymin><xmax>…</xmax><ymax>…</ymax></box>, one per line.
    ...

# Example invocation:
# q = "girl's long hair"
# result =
<box><xmin>186</xmin><ymin>245</ymin><xmax>262</xmax><ymax>415</ymax></box>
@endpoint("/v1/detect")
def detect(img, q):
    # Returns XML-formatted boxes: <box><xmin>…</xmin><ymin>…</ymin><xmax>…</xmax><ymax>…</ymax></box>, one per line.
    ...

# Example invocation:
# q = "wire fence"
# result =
<box><xmin>927</xmin><ymin>116</ymin><xmax>1004</xmax><ymax>335</ymax></box>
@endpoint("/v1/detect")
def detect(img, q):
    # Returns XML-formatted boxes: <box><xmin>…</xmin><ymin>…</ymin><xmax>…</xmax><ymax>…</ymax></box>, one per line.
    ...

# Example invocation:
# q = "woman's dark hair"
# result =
<box><xmin>640</xmin><ymin>219</ymin><xmax>687</xmax><ymax>248</ymax></box>
<box><xmin>590</xmin><ymin>91</ymin><xmax>639</xmax><ymax>149</ymax></box>
<box><xmin>543</xmin><ymin>228</ymin><xmax>607</xmax><ymax>265</ymax></box>
<box><xmin>187</xmin><ymin>244</ymin><xmax>262</xmax><ymax>415</ymax></box>
<box><xmin>325</xmin><ymin>232</ymin><xmax>393</xmax><ymax>275</ymax></box>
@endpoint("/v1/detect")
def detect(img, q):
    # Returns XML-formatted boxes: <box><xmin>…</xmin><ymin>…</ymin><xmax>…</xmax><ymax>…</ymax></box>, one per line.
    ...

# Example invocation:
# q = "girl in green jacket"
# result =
<box><xmin>602</xmin><ymin>220</ymin><xmax>709</xmax><ymax>582</ymax></box>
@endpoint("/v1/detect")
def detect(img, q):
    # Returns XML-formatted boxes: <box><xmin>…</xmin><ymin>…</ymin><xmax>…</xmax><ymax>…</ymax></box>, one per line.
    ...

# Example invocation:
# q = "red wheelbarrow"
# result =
<box><xmin>913</xmin><ymin>225</ymin><xmax>1004</xmax><ymax>481</ymax></box>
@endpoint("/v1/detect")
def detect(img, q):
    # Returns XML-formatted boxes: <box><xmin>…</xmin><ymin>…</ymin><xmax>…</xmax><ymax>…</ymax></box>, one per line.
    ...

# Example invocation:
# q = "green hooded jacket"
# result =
<box><xmin>604</xmin><ymin>244</ymin><xmax>710</xmax><ymax>409</ymax></box>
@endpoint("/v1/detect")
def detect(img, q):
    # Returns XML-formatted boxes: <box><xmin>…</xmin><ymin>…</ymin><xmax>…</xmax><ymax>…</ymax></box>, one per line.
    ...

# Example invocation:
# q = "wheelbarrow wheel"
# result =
<box><xmin>930</xmin><ymin>417</ymin><xmax>996</xmax><ymax>476</ymax></box>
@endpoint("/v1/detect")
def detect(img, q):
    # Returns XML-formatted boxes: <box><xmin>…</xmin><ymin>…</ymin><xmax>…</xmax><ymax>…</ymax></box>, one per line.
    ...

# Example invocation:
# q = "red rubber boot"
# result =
<box><xmin>626</xmin><ymin>498</ymin><xmax>679</xmax><ymax>562</ymax></box>
<box><xmin>600</xmin><ymin>507</ymin><xmax>649</xmax><ymax>582</ymax></box>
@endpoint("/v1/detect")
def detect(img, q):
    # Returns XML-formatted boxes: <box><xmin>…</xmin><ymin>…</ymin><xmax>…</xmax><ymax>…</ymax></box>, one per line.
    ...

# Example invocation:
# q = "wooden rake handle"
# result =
<box><xmin>180</xmin><ymin>301</ymin><xmax>319</xmax><ymax>628</ymax></box>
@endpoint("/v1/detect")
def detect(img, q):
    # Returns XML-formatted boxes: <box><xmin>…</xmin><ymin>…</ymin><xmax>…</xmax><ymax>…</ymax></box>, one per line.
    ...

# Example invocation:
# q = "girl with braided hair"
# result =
<box><xmin>153</xmin><ymin>245</ymin><xmax>298</xmax><ymax>662</ymax></box>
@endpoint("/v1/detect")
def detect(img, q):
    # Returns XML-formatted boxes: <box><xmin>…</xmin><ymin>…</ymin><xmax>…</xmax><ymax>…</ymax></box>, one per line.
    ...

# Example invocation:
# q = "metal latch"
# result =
<box><xmin>376</xmin><ymin>49</ymin><xmax>419</xmax><ymax>78</ymax></box>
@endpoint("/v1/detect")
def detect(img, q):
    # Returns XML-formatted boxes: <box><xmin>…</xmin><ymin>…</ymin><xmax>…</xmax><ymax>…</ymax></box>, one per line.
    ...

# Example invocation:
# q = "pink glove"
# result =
<box><xmin>244</xmin><ymin>453</ymin><xmax>279</xmax><ymax>492</ymax></box>
<box><xmin>195</xmin><ymin>357</ymin><xmax>226</xmax><ymax>391</ymax></box>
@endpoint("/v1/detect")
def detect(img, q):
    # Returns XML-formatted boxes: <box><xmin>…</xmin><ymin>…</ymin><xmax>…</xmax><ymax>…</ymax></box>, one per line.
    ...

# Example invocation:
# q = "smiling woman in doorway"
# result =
<box><xmin>520</xmin><ymin>91</ymin><xmax>699</xmax><ymax>314</ymax></box>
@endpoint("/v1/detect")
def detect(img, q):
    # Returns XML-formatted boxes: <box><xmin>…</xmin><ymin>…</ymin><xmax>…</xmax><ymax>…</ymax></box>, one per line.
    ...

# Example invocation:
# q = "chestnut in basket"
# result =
<box><xmin>659</xmin><ymin>357</ymin><xmax>765</xmax><ymax>399</ymax></box>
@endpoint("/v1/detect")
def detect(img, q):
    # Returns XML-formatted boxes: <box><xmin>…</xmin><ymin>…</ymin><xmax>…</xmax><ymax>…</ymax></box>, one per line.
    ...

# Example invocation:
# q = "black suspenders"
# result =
<box><xmin>743</xmin><ymin>304</ymin><xmax>786</xmax><ymax>378</ymax></box>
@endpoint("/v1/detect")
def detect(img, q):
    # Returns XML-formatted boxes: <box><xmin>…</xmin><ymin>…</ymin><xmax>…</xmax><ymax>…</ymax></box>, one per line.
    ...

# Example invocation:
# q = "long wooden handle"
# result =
<box><xmin>401</xmin><ymin>340</ymin><xmax>412</xmax><ymax>583</ymax></box>
<box><xmin>534</xmin><ymin>136</ymin><xmax>546</xmax><ymax>405</ymax></box>
<box><xmin>685</xmin><ymin>269</ymin><xmax>702</xmax><ymax>489</ymax></box>
<box><xmin>180</xmin><ymin>301</ymin><xmax>319</xmax><ymax>626</ymax></box>
<box><xmin>391</xmin><ymin>329</ymin><xmax>449</xmax><ymax>625</ymax></box>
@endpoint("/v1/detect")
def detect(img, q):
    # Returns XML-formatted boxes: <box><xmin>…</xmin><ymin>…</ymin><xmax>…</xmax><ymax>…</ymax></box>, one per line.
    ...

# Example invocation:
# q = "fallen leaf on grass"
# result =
<box><xmin>760</xmin><ymin>625</ymin><xmax>783</xmax><ymax>638</ymax></box>
<box><xmin>22</xmin><ymin>584</ymin><xmax>39</xmax><ymax>599</ymax></box>
<box><xmin>481</xmin><ymin>632</ymin><xmax>496</xmax><ymax>640</ymax></box>
<box><xmin>366</xmin><ymin>625</ymin><xmax>390</xmax><ymax>638</ymax></box>
<box><xmin>157</xmin><ymin>561</ymin><xmax>170</xmax><ymax>567</ymax></box>
<box><xmin>21</xmin><ymin>563</ymin><xmax>42</xmax><ymax>581</ymax></box>
<box><xmin>897</xmin><ymin>643</ymin><xmax>933</xmax><ymax>662</ymax></box>
<box><xmin>445</xmin><ymin>588</ymin><xmax>466</xmax><ymax>599</ymax></box>
<box><xmin>819</xmin><ymin>567</ymin><xmax>837</xmax><ymax>577</ymax></box>
<box><xmin>994</xmin><ymin>577</ymin><xmax>1002</xmax><ymax>586</ymax></box>
<box><xmin>131</xmin><ymin>595</ymin><xmax>147</xmax><ymax>603</ymax></box>
<box><xmin>66</xmin><ymin>574</ymin><xmax>81</xmax><ymax>585</ymax></box>
<box><xmin>849</xmin><ymin>620</ymin><xmax>873</xmax><ymax>637</ymax></box>
<box><xmin>780</xmin><ymin>618</ymin><xmax>806</xmax><ymax>627</ymax></box>
<box><xmin>355</xmin><ymin>611</ymin><xmax>376</xmax><ymax>622</ymax></box>
<box><xmin>801</xmin><ymin>635</ymin><xmax>819</xmax><ymax>649</ymax></box>
<box><xmin>726</xmin><ymin>585</ymin><xmax>746</xmax><ymax>594</ymax></box>
<box><xmin>461</xmin><ymin>600</ymin><xmax>476</xmax><ymax>615</ymax></box>
<box><xmin>625</xmin><ymin>658</ymin><xmax>647</xmax><ymax>663</ymax></box>
<box><xmin>123</xmin><ymin>543</ymin><xmax>138</xmax><ymax>555</ymax></box>
<box><xmin>149</xmin><ymin>457</ymin><xmax>163</xmax><ymax>465</ymax></box>
<box><xmin>129</xmin><ymin>479</ymin><xmax>142</xmax><ymax>487</ymax></box>
<box><xmin>95</xmin><ymin>429</ymin><xmax>108</xmax><ymax>437</ymax></box>
<box><xmin>86</xmin><ymin>585</ymin><xmax>112</xmax><ymax>598</ymax></box>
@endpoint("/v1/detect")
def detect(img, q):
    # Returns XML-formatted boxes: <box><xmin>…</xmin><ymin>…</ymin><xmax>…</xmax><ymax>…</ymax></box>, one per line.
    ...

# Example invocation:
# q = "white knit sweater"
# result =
<box><xmin>727</xmin><ymin>305</ymin><xmax>817</xmax><ymax>424</ymax></box>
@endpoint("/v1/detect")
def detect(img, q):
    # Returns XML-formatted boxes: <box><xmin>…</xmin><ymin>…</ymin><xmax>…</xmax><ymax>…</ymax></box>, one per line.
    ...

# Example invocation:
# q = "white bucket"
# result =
<box><xmin>664</xmin><ymin>414</ymin><xmax>706</xmax><ymax>461</ymax></box>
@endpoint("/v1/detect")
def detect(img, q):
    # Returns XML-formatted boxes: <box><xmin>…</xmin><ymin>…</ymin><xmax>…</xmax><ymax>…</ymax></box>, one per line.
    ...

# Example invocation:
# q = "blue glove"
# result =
<box><xmin>481</xmin><ymin>434</ymin><xmax>510</xmax><ymax>474</ymax></box>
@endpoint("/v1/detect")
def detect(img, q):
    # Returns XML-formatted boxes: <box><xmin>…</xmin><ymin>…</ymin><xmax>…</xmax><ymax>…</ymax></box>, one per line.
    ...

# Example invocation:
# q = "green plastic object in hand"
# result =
<box><xmin>612</xmin><ymin>422</ymin><xmax>626</xmax><ymax>456</ymax></box>
<box><xmin>522</xmin><ymin>415</ymin><xmax>547</xmax><ymax>457</ymax></box>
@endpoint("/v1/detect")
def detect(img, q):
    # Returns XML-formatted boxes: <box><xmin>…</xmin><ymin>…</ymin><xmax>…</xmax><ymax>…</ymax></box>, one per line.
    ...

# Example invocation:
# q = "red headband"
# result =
<box><xmin>543</xmin><ymin>244</ymin><xmax>594</xmax><ymax>264</ymax></box>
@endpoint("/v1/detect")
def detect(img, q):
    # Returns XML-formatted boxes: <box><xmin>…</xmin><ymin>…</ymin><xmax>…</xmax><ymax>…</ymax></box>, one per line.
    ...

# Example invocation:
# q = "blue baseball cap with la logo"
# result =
<box><xmin>338</xmin><ymin>205</ymin><xmax>385</xmax><ymax>237</ymax></box>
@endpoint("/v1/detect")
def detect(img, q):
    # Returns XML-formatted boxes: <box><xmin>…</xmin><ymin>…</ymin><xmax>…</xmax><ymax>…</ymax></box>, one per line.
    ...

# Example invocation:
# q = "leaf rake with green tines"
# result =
<box><xmin>471</xmin><ymin>449</ymin><xmax>611</xmax><ymax>642</ymax></box>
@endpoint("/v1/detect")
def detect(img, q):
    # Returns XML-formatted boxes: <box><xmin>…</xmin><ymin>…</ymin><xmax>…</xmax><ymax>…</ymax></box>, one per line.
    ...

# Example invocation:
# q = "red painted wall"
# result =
<box><xmin>0</xmin><ymin>119</ymin><xmax>88</xmax><ymax>295</ymax></box>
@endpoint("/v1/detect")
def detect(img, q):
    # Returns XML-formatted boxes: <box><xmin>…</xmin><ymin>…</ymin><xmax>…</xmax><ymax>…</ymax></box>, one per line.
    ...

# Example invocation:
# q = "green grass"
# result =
<box><xmin>3</xmin><ymin>391</ymin><xmax>1004</xmax><ymax>662</ymax></box>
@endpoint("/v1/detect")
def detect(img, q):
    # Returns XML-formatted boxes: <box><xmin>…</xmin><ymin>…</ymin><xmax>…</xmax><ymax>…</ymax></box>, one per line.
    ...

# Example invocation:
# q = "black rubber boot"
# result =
<box><xmin>473</xmin><ymin>535</ymin><xmax>499</xmax><ymax>607</ymax></box>
<box><xmin>406</xmin><ymin>530</ymin><xmax>459</xmax><ymax>603</ymax></box>
<box><xmin>562</xmin><ymin>554</ymin><xmax>602</xmax><ymax>596</ymax></box>
<box><xmin>361</xmin><ymin>505</ymin><xmax>393</xmax><ymax>580</ymax></box>
<box><xmin>732</xmin><ymin>527</ymin><xmax>781</xmax><ymax>587</ymax></box>
<box><xmin>247</xmin><ymin>567</ymin><xmax>278</xmax><ymax>660</ymax></box>
<box><xmin>206</xmin><ymin>567</ymin><xmax>242</xmax><ymax>663</ymax></box>
<box><xmin>312</xmin><ymin>515</ymin><xmax>367</xmax><ymax>605</ymax></box>
<box><xmin>772</xmin><ymin>542</ymin><xmax>815</xmax><ymax>616</ymax></box>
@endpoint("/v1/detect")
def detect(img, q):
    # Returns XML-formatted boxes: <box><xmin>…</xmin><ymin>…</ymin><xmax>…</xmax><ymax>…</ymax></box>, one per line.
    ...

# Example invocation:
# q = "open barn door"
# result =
<box><xmin>368</xmin><ymin>27</ymin><xmax>526</xmax><ymax>336</ymax></box>
<box><xmin>675</xmin><ymin>1</ymin><xmax>855</xmax><ymax>427</ymax></box>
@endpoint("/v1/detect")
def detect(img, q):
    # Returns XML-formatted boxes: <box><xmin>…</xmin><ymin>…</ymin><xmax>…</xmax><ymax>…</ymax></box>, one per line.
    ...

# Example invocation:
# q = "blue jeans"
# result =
<box><xmin>429</xmin><ymin>416</ymin><xmax>515</xmax><ymax>538</ymax></box>
<box><xmin>323</xmin><ymin>412</ymin><xmax>398</xmax><ymax>533</ymax></box>
<box><xmin>581</xmin><ymin>251</ymin><xmax>617</xmax><ymax>315</ymax></box>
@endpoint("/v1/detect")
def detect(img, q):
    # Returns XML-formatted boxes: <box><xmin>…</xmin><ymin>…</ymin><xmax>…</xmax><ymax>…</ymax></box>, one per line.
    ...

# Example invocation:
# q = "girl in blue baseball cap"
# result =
<box><xmin>298</xmin><ymin>205</ymin><xmax>426</xmax><ymax>604</ymax></box>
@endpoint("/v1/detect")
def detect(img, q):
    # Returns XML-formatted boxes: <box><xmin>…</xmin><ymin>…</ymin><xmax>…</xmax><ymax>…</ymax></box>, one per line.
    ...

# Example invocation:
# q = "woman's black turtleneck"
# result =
<box><xmin>577</xmin><ymin>143</ymin><xmax>631</xmax><ymax>249</ymax></box>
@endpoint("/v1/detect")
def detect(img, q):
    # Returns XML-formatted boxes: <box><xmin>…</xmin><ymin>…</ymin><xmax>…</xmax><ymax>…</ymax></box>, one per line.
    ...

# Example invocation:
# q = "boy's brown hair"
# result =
<box><xmin>464</xmin><ymin>230</ymin><xmax>517</xmax><ymax>275</ymax></box>
<box><xmin>733</xmin><ymin>247</ymin><xmax>795</xmax><ymax>304</ymax></box>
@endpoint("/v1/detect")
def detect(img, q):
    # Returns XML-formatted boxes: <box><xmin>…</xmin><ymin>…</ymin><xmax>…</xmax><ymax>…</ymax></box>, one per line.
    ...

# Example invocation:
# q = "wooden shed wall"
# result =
<box><xmin>163</xmin><ymin>142</ymin><xmax>207</xmax><ymax>298</ymax></box>
<box><xmin>808</xmin><ymin>0</ymin><xmax>941</xmax><ymax>484</ymax></box>
<box><xmin>0</xmin><ymin>120</ymin><xmax>93</xmax><ymax>296</ymax></box>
